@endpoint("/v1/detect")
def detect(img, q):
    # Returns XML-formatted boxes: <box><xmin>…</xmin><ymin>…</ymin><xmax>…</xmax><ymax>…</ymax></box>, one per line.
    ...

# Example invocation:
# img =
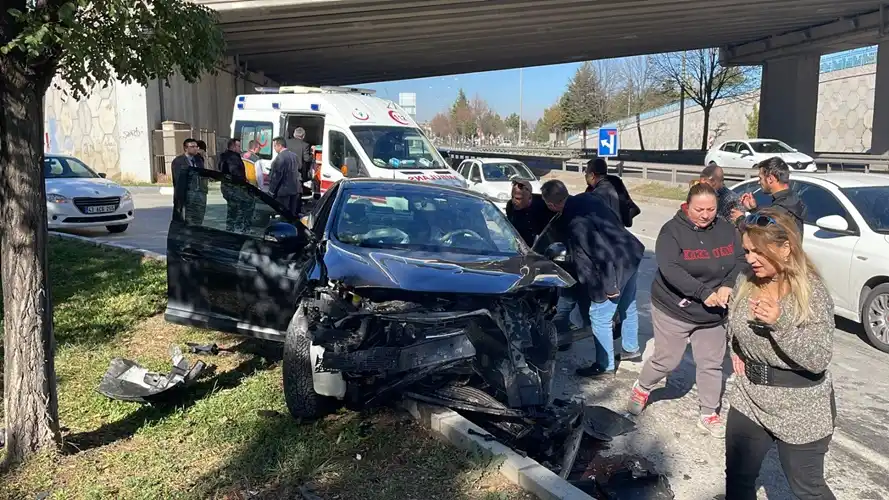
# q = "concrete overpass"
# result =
<box><xmin>199</xmin><ymin>0</ymin><xmax>882</xmax><ymax>85</ymax></box>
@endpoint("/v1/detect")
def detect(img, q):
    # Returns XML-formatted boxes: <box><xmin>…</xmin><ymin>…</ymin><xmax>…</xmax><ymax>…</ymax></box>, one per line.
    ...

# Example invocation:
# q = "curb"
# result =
<box><xmin>400</xmin><ymin>398</ymin><xmax>594</xmax><ymax>500</ymax></box>
<box><xmin>49</xmin><ymin>231</ymin><xmax>167</xmax><ymax>262</ymax></box>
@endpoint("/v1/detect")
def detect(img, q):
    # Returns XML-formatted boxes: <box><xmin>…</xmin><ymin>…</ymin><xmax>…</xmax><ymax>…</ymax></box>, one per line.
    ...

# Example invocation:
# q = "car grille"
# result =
<box><xmin>73</xmin><ymin>196</ymin><xmax>121</xmax><ymax>215</ymax></box>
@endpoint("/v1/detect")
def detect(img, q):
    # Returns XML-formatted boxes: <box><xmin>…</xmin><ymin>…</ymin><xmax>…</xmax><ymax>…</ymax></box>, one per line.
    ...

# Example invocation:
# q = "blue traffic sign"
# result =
<box><xmin>598</xmin><ymin>128</ymin><xmax>619</xmax><ymax>157</ymax></box>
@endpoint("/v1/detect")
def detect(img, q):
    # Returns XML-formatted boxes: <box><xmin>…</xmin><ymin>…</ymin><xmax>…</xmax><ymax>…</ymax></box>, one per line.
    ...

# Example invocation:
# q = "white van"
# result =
<box><xmin>230</xmin><ymin>86</ymin><xmax>466</xmax><ymax>195</ymax></box>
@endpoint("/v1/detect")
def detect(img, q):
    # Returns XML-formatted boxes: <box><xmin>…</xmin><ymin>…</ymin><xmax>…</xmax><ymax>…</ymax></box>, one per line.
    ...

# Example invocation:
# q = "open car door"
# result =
<box><xmin>166</xmin><ymin>168</ymin><xmax>317</xmax><ymax>341</ymax></box>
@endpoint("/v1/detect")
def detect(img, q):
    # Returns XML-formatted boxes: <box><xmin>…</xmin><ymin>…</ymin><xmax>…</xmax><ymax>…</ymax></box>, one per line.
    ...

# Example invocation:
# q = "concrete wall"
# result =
<box><xmin>568</xmin><ymin>46</ymin><xmax>880</xmax><ymax>153</ymax></box>
<box><xmin>44</xmin><ymin>56</ymin><xmax>277</xmax><ymax>183</ymax></box>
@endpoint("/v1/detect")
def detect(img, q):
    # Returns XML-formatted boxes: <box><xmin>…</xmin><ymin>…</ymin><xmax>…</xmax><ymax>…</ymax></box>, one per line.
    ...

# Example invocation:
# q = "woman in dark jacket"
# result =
<box><xmin>625</xmin><ymin>183</ymin><xmax>746</xmax><ymax>438</ymax></box>
<box><xmin>725</xmin><ymin>208</ymin><xmax>836</xmax><ymax>499</ymax></box>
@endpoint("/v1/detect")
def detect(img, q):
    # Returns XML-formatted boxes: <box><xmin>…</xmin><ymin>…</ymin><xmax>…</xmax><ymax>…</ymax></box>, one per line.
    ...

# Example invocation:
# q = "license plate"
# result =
<box><xmin>86</xmin><ymin>205</ymin><xmax>116</xmax><ymax>214</ymax></box>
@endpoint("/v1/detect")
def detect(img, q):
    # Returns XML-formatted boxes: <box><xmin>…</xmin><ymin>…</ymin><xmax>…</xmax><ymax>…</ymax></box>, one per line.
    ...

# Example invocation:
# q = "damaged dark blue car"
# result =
<box><xmin>165</xmin><ymin>169</ymin><xmax>576</xmax><ymax>421</ymax></box>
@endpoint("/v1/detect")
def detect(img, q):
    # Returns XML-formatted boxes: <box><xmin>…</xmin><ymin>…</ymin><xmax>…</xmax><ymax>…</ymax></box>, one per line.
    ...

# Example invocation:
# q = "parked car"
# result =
<box><xmin>706</xmin><ymin>139</ymin><xmax>817</xmax><ymax>172</ymax></box>
<box><xmin>455</xmin><ymin>158</ymin><xmax>542</xmax><ymax>210</ymax></box>
<box><xmin>165</xmin><ymin>168</ymin><xmax>575</xmax><ymax>420</ymax></box>
<box><xmin>730</xmin><ymin>173</ymin><xmax>889</xmax><ymax>352</ymax></box>
<box><xmin>45</xmin><ymin>154</ymin><xmax>134</xmax><ymax>233</ymax></box>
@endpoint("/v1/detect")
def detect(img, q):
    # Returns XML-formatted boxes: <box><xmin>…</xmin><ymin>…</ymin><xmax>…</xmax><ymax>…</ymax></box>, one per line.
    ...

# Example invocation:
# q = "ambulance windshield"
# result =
<box><xmin>351</xmin><ymin>126</ymin><xmax>446</xmax><ymax>170</ymax></box>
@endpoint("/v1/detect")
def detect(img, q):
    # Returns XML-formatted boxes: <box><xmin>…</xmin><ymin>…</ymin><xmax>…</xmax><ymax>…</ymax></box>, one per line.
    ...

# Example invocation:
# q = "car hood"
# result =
<box><xmin>391</xmin><ymin>170</ymin><xmax>468</xmax><ymax>188</ymax></box>
<box><xmin>322</xmin><ymin>240</ymin><xmax>575</xmax><ymax>294</ymax></box>
<box><xmin>487</xmin><ymin>179</ymin><xmax>542</xmax><ymax>194</ymax></box>
<box><xmin>46</xmin><ymin>177</ymin><xmax>128</xmax><ymax>197</ymax></box>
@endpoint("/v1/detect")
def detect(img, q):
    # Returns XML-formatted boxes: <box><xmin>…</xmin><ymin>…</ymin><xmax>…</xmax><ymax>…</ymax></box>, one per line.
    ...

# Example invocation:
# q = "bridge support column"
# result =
<box><xmin>758</xmin><ymin>53</ymin><xmax>820</xmax><ymax>155</ymax></box>
<box><xmin>870</xmin><ymin>43</ymin><xmax>889</xmax><ymax>154</ymax></box>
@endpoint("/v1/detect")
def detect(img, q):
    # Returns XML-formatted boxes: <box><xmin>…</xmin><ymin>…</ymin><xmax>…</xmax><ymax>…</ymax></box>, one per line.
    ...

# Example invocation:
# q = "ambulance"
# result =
<box><xmin>230</xmin><ymin>85</ymin><xmax>466</xmax><ymax>196</ymax></box>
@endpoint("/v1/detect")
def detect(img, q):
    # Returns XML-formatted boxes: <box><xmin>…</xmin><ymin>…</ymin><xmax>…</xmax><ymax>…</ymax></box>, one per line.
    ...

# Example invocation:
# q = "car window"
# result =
<box><xmin>44</xmin><ymin>157</ymin><xmax>100</xmax><ymax>179</ymax></box>
<box><xmin>749</xmin><ymin>141</ymin><xmax>794</xmax><ymax>154</ymax></box>
<box><xmin>721</xmin><ymin>142</ymin><xmax>738</xmax><ymax>153</ymax></box>
<box><xmin>737</xmin><ymin>142</ymin><xmax>752</xmax><ymax>154</ymax></box>
<box><xmin>481</xmin><ymin>162</ymin><xmax>536</xmax><ymax>182</ymax></box>
<box><xmin>457</xmin><ymin>161</ymin><xmax>471</xmax><ymax>178</ymax></box>
<box><xmin>730</xmin><ymin>181</ymin><xmax>771</xmax><ymax>208</ymax></box>
<box><xmin>308</xmin><ymin>183</ymin><xmax>339</xmax><ymax>234</ymax></box>
<box><xmin>840</xmin><ymin>186</ymin><xmax>889</xmax><ymax>234</ymax></box>
<box><xmin>793</xmin><ymin>182</ymin><xmax>849</xmax><ymax>226</ymax></box>
<box><xmin>181</xmin><ymin>169</ymin><xmax>294</xmax><ymax>238</ymax></box>
<box><xmin>333</xmin><ymin>186</ymin><xmax>522</xmax><ymax>256</ymax></box>
<box><xmin>328</xmin><ymin>130</ymin><xmax>365</xmax><ymax>176</ymax></box>
<box><xmin>469</xmin><ymin>164</ymin><xmax>481</xmax><ymax>182</ymax></box>
<box><xmin>235</xmin><ymin>121</ymin><xmax>274</xmax><ymax>161</ymax></box>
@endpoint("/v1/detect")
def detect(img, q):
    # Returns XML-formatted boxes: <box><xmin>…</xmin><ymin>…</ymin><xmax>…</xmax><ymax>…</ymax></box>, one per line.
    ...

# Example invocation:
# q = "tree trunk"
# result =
<box><xmin>0</xmin><ymin>54</ymin><xmax>61</xmax><ymax>465</ymax></box>
<box><xmin>701</xmin><ymin>107</ymin><xmax>712</xmax><ymax>151</ymax></box>
<box><xmin>581</xmin><ymin>128</ymin><xmax>587</xmax><ymax>150</ymax></box>
<box><xmin>635</xmin><ymin>113</ymin><xmax>645</xmax><ymax>151</ymax></box>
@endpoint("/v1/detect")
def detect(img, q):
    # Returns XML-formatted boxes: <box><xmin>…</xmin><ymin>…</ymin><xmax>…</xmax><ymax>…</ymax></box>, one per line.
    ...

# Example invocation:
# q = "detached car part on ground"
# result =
<box><xmin>165</xmin><ymin>170</ymin><xmax>582</xmax><ymax>421</ymax></box>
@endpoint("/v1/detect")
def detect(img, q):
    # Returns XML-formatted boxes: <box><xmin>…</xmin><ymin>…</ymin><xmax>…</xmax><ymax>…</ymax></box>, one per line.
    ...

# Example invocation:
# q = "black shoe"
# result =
<box><xmin>575</xmin><ymin>363</ymin><xmax>615</xmax><ymax>379</ymax></box>
<box><xmin>621</xmin><ymin>349</ymin><xmax>643</xmax><ymax>362</ymax></box>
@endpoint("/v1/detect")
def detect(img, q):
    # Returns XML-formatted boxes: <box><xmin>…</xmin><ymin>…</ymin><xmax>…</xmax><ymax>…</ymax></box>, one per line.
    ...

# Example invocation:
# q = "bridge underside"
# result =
<box><xmin>198</xmin><ymin>0</ymin><xmax>882</xmax><ymax>85</ymax></box>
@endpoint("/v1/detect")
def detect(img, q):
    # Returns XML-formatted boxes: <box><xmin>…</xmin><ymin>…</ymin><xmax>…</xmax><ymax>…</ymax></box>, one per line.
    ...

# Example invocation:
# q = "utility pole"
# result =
<box><xmin>678</xmin><ymin>51</ymin><xmax>686</xmax><ymax>150</ymax></box>
<box><xmin>518</xmin><ymin>68</ymin><xmax>524</xmax><ymax>145</ymax></box>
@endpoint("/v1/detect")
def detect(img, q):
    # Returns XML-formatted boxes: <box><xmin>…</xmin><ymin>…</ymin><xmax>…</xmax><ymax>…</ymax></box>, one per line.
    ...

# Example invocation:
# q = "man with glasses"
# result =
<box><xmin>171</xmin><ymin>137</ymin><xmax>208</xmax><ymax>224</ymax></box>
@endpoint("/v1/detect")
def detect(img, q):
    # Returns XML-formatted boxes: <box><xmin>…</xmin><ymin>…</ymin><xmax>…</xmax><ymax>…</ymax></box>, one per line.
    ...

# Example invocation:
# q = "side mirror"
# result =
<box><xmin>342</xmin><ymin>157</ymin><xmax>361</xmax><ymax>178</ymax></box>
<box><xmin>815</xmin><ymin>215</ymin><xmax>849</xmax><ymax>233</ymax></box>
<box><xmin>263</xmin><ymin>222</ymin><xmax>301</xmax><ymax>244</ymax></box>
<box><xmin>544</xmin><ymin>242</ymin><xmax>568</xmax><ymax>262</ymax></box>
<box><xmin>98</xmin><ymin>172</ymin><xmax>107</xmax><ymax>178</ymax></box>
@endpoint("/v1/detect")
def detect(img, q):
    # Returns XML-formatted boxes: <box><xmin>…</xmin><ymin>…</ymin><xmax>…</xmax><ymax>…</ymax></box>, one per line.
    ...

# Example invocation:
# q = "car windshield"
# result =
<box><xmin>351</xmin><ymin>126</ymin><xmax>448</xmax><ymax>170</ymax></box>
<box><xmin>840</xmin><ymin>186</ymin><xmax>889</xmax><ymax>234</ymax></box>
<box><xmin>44</xmin><ymin>156</ymin><xmax>100</xmax><ymax>179</ymax></box>
<box><xmin>481</xmin><ymin>162</ymin><xmax>536</xmax><ymax>182</ymax></box>
<box><xmin>334</xmin><ymin>186</ymin><xmax>523</xmax><ymax>256</ymax></box>
<box><xmin>749</xmin><ymin>141</ymin><xmax>795</xmax><ymax>154</ymax></box>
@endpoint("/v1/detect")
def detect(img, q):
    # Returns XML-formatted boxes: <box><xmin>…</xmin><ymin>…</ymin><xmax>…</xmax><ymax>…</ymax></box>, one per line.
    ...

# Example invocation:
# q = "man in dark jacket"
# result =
<box><xmin>584</xmin><ymin>158</ymin><xmax>641</xmax><ymax>227</ymax></box>
<box><xmin>740</xmin><ymin>157</ymin><xmax>807</xmax><ymax>238</ymax></box>
<box><xmin>505</xmin><ymin>179</ymin><xmax>555</xmax><ymax>246</ymax></box>
<box><xmin>171</xmin><ymin>137</ymin><xmax>207</xmax><ymax>225</ymax></box>
<box><xmin>268</xmin><ymin>137</ymin><xmax>303</xmax><ymax>215</ymax></box>
<box><xmin>286</xmin><ymin>127</ymin><xmax>314</xmax><ymax>185</ymax></box>
<box><xmin>217</xmin><ymin>138</ymin><xmax>255</xmax><ymax>232</ymax></box>
<box><xmin>542</xmin><ymin>180</ymin><xmax>646</xmax><ymax>379</ymax></box>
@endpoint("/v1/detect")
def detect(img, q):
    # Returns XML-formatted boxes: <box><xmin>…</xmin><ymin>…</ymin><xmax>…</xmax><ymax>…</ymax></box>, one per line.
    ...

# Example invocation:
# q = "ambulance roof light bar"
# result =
<box><xmin>253</xmin><ymin>85</ymin><xmax>376</xmax><ymax>96</ymax></box>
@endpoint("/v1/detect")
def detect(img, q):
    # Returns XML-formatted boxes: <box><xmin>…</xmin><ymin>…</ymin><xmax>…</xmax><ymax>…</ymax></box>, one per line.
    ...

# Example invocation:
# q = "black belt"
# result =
<box><xmin>745</xmin><ymin>360</ymin><xmax>825</xmax><ymax>388</ymax></box>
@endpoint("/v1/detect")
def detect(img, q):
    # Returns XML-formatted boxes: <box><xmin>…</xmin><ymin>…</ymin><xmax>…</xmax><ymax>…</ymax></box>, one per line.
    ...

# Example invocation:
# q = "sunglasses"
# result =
<box><xmin>744</xmin><ymin>214</ymin><xmax>776</xmax><ymax>227</ymax></box>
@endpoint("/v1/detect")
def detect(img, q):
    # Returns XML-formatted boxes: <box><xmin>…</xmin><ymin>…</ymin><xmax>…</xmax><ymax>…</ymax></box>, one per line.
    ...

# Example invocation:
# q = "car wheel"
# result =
<box><xmin>107</xmin><ymin>224</ymin><xmax>128</xmax><ymax>233</ymax></box>
<box><xmin>863</xmin><ymin>284</ymin><xmax>889</xmax><ymax>353</ymax></box>
<box><xmin>283</xmin><ymin>304</ymin><xmax>334</xmax><ymax>420</ymax></box>
<box><xmin>708</xmin><ymin>161</ymin><xmax>718</xmax><ymax>167</ymax></box>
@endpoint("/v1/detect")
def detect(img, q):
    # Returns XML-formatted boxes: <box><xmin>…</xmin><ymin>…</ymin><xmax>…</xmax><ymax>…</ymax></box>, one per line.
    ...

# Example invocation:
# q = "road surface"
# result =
<box><xmin>57</xmin><ymin>191</ymin><xmax>889</xmax><ymax>499</ymax></box>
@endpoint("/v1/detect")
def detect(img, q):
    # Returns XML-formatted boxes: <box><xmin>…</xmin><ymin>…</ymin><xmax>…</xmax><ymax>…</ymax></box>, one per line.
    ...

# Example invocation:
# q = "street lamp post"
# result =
<box><xmin>518</xmin><ymin>68</ymin><xmax>523</xmax><ymax>145</ymax></box>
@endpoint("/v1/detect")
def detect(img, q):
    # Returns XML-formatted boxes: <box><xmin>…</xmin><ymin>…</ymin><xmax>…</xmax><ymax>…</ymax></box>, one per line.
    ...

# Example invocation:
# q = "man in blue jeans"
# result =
<box><xmin>541</xmin><ymin>180</ymin><xmax>645</xmax><ymax>379</ymax></box>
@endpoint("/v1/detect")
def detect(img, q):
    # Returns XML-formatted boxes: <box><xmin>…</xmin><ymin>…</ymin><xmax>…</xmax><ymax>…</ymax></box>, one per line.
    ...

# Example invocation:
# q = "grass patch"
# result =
<box><xmin>1</xmin><ymin>240</ymin><xmax>535</xmax><ymax>500</ymax></box>
<box><xmin>629</xmin><ymin>181</ymin><xmax>688</xmax><ymax>201</ymax></box>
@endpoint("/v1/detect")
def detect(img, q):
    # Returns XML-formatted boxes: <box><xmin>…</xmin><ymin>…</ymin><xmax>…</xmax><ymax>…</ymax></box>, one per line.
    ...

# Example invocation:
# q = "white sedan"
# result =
<box><xmin>45</xmin><ymin>154</ymin><xmax>135</xmax><ymax>233</ymax></box>
<box><xmin>730</xmin><ymin>173</ymin><xmax>889</xmax><ymax>352</ymax></box>
<box><xmin>455</xmin><ymin>158</ymin><xmax>542</xmax><ymax>210</ymax></box>
<box><xmin>706</xmin><ymin>139</ymin><xmax>817</xmax><ymax>172</ymax></box>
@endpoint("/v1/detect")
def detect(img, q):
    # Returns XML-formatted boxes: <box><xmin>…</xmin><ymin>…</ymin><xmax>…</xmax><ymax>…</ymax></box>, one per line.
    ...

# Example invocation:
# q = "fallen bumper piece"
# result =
<box><xmin>97</xmin><ymin>346</ymin><xmax>208</xmax><ymax>403</ymax></box>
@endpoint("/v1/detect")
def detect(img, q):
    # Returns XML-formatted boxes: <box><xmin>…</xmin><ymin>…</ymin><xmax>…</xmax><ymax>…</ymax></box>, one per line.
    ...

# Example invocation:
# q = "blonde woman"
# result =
<box><xmin>725</xmin><ymin>208</ymin><xmax>836</xmax><ymax>499</ymax></box>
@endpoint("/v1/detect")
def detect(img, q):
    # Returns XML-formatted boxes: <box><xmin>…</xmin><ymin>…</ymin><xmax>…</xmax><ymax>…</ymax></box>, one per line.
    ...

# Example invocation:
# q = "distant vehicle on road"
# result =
<box><xmin>45</xmin><ymin>154</ymin><xmax>134</xmax><ymax>233</ymax></box>
<box><xmin>731</xmin><ymin>172</ymin><xmax>889</xmax><ymax>352</ymax></box>
<box><xmin>707</xmin><ymin>139</ymin><xmax>817</xmax><ymax>172</ymax></box>
<box><xmin>165</xmin><ymin>169</ymin><xmax>575</xmax><ymax>420</ymax></box>
<box><xmin>455</xmin><ymin>158</ymin><xmax>542</xmax><ymax>210</ymax></box>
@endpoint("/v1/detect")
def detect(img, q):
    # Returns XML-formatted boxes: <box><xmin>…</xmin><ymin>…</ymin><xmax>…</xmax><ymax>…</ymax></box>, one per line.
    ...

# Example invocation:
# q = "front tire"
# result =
<box><xmin>283</xmin><ymin>304</ymin><xmax>334</xmax><ymax>420</ymax></box>
<box><xmin>107</xmin><ymin>224</ymin><xmax>128</xmax><ymax>233</ymax></box>
<box><xmin>863</xmin><ymin>284</ymin><xmax>889</xmax><ymax>353</ymax></box>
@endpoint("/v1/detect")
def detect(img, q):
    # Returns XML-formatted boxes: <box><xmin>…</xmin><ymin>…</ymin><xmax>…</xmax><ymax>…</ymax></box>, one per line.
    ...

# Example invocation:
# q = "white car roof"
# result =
<box><xmin>735</xmin><ymin>172</ymin><xmax>889</xmax><ymax>189</ymax></box>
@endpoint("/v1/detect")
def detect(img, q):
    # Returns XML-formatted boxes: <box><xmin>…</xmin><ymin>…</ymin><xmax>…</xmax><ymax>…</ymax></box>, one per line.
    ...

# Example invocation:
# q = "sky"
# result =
<box><xmin>360</xmin><ymin>61</ymin><xmax>591</xmax><ymax>123</ymax></box>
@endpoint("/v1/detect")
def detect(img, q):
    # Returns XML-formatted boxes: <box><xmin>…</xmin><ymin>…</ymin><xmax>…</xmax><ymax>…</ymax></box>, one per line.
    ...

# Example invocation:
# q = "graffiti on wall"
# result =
<box><xmin>44</xmin><ymin>79</ymin><xmax>122</xmax><ymax>177</ymax></box>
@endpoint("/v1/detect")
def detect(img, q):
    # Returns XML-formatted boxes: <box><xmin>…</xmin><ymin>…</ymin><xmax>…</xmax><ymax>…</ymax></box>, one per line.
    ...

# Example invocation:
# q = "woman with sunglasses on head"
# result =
<box><xmin>626</xmin><ymin>183</ymin><xmax>746</xmax><ymax>437</ymax></box>
<box><xmin>725</xmin><ymin>208</ymin><xmax>836</xmax><ymax>499</ymax></box>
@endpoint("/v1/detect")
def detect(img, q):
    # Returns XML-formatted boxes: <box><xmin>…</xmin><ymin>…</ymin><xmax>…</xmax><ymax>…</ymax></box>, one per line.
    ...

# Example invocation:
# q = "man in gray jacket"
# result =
<box><xmin>268</xmin><ymin>137</ymin><xmax>303</xmax><ymax>215</ymax></box>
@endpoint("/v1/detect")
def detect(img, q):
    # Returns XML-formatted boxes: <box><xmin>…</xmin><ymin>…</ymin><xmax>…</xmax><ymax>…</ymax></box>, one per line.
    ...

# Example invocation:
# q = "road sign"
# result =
<box><xmin>598</xmin><ymin>128</ymin><xmax>619</xmax><ymax>158</ymax></box>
